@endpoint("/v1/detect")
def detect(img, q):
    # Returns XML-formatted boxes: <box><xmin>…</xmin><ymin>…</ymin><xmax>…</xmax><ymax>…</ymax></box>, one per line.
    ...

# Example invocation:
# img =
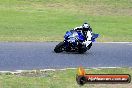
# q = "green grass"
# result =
<box><xmin>0</xmin><ymin>0</ymin><xmax>132</xmax><ymax>42</ymax></box>
<box><xmin>0</xmin><ymin>68</ymin><xmax>132</xmax><ymax>88</ymax></box>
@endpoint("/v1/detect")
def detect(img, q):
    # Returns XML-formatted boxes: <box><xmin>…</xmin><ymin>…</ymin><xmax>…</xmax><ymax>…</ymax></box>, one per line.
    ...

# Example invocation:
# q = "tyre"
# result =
<box><xmin>87</xmin><ymin>42</ymin><xmax>92</xmax><ymax>50</ymax></box>
<box><xmin>54</xmin><ymin>42</ymin><xmax>64</xmax><ymax>53</ymax></box>
<box><xmin>78</xmin><ymin>45</ymin><xmax>87</xmax><ymax>54</ymax></box>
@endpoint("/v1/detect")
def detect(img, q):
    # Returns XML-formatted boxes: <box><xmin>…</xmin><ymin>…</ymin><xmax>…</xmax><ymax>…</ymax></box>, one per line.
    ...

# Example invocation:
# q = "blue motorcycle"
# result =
<box><xmin>54</xmin><ymin>30</ymin><xmax>99</xmax><ymax>53</ymax></box>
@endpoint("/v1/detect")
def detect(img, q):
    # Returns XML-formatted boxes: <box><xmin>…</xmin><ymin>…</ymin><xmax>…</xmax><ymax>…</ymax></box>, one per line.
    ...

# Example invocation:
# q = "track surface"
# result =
<box><xmin>0</xmin><ymin>42</ymin><xmax>132</xmax><ymax>71</ymax></box>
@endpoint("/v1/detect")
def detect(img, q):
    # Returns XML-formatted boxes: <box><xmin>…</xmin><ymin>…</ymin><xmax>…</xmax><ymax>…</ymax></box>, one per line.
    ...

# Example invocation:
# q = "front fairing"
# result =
<box><xmin>64</xmin><ymin>31</ymin><xmax>72</xmax><ymax>39</ymax></box>
<box><xmin>78</xmin><ymin>32</ymin><xmax>85</xmax><ymax>41</ymax></box>
<box><xmin>64</xmin><ymin>31</ymin><xmax>80</xmax><ymax>48</ymax></box>
<box><xmin>64</xmin><ymin>30</ymin><xmax>85</xmax><ymax>42</ymax></box>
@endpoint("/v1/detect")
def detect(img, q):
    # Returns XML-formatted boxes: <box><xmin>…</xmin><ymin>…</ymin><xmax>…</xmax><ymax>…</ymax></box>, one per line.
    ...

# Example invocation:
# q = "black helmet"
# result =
<box><xmin>82</xmin><ymin>22</ymin><xmax>90</xmax><ymax>31</ymax></box>
<box><xmin>82</xmin><ymin>22</ymin><xmax>89</xmax><ymax>28</ymax></box>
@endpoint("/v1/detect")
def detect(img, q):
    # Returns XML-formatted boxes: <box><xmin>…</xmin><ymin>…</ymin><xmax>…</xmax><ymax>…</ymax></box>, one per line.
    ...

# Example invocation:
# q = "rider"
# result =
<box><xmin>72</xmin><ymin>22</ymin><xmax>93</xmax><ymax>47</ymax></box>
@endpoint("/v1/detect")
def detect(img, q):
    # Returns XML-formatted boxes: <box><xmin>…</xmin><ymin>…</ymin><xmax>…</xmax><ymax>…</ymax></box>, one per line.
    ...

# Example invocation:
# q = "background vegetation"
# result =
<box><xmin>0</xmin><ymin>0</ymin><xmax>132</xmax><ymax>42</ymax></box>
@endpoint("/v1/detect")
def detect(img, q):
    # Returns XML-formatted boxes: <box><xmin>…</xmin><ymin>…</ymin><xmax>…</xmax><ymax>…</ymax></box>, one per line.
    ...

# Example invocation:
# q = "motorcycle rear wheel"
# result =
<box><xmin>78</xmin><ymin>45</ymin><xmax>87</xmax><ymax>54</ymax></box>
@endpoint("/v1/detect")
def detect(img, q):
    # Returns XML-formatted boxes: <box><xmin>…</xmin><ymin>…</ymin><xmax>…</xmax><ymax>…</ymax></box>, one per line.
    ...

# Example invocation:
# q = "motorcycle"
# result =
<box><xmin>54</xmin><ymin>30</ymin><xmax>99</xmax><ymax>53</ymax></box>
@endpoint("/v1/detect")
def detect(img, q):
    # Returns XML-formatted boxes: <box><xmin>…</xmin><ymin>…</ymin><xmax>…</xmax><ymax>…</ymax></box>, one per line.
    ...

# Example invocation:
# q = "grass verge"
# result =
<box><xmin>0</xmin><ymin>68</ymin><xmax>132</xmax><ymax>88</ymax></box>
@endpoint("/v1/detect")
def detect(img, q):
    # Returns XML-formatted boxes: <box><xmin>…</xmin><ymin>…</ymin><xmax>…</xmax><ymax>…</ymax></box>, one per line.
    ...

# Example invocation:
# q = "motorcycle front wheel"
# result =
<box><xmin>54</xmin><ymin>42</ymin><xmax>64</xmax><ymax>53</ymax></box>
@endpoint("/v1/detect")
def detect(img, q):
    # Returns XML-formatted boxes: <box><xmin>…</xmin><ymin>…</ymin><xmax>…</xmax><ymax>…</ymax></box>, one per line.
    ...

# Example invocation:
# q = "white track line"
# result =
<box><xmin>128</xmin><ymin>44</ymin><xmax>132</xmax><ymax>46</ymax></box>
<box><xmin>0</xmin><ymin>67</ymin><xmax>131</xmax><ymax>73</ymax></box>
<box><xmin>95</xmin><ymin>42</ymin><xmax>132</xmax><ymax>44</ymax></box>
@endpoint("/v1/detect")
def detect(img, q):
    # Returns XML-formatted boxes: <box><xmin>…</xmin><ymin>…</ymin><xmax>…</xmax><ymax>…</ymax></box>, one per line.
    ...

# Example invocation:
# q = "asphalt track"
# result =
<box><xmin>0</xmin><ymin>42</ymin><xmax>132</xmax><ymax>71</ymax></box>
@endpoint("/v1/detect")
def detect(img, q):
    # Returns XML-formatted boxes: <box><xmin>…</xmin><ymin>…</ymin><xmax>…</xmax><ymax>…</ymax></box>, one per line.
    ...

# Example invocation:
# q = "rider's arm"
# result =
<box><xmin>89</xmin><ymin>27</ymin><xmax>93</xmax><ymax>36</ymax></box>
<box><xmin>89</xmin><ymin>27</ymin><xmax>92</xmax><ymax>32</ymax></box>
<box><xmin>73</xmin><ymin>26</ymin><xmax>82</xmax><ymax>31</ymax></box>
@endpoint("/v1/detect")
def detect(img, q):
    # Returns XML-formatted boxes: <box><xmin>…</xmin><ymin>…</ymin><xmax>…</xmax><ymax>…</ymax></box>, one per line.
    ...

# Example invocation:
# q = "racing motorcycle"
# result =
<box><xmin>54</xmin><ymin>30</ymin><xmax>99</xmax><ymax>53</ymax></box>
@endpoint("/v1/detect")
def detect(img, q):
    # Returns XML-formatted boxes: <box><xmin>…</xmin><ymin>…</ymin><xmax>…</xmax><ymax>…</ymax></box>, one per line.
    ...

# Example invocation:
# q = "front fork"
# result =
<box><xmin>63</xmin><ymin>40</ymin><xmax>83</xmax><ymax>51</ymax></box>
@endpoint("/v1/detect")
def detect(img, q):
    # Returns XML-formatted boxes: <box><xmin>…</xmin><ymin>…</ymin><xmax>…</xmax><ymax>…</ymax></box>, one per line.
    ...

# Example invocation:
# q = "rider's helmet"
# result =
<box><xmin>82</xmin><ymin>22</ymin><xmax>90</xmax><ymax>31</ymax></box>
